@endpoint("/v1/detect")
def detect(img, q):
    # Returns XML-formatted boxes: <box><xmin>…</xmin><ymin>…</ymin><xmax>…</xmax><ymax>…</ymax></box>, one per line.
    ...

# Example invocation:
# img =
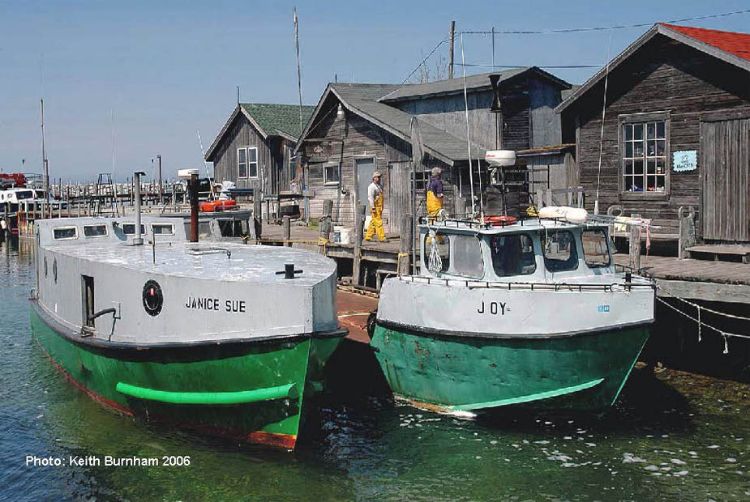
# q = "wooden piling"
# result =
<box><xmin>629</xmin><ymin>213</ymin><xmax>642</xmax><ymax>271</ymax></box>
<box><xmin>319</xmin><ymin>199</ymin><xmax>333</xmax><ymax>252</ymax></box>
<box><xmin>282</xmin><ymin>215</ymin><xmax>291</xmax><ymax>247</ymax></box>
<box><xmin>353</xmin><ymin>203</ymin><xmax>366</xmax><ymax>286</ymax></box>
<box><xmin>398</xmin><ymin>214</ymin><xmax>413</xmax><ymax>276</ymax></box>
<box><xmin>253</xmin><ymin>196</ymin><xmax>262</xmax><ymax>242</ymax></box>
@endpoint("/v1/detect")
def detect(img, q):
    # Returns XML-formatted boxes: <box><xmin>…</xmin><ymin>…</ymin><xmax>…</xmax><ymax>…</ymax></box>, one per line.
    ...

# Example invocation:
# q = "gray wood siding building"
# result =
<box><xmin>558</xmin><ymin>23</ymin><xmax>750</xmax><ymax>242</ymax></box>
<box><xmin>297</xmin><ymin>68</ymin><xmax>571</xmax><ymax>231</ymax></box>
<box><xmin>205</xmin><ymin>103</ymin><xmax>314</xmax><ymax>197</ymax></box>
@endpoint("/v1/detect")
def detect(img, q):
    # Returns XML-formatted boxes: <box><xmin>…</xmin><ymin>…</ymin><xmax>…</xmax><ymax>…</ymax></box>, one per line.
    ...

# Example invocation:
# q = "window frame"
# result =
<box><xmin>83</xmin><ymin>224</ymin><xmax>109</xmax><ymax>238</ymax></box>
<box><xmin>618</xmin><ymin>111</ymin><xmax>670</xmax><ymax>200</ymax></box>
<box><xmin>151</xmin><ymin>223</ymin><xmax>175</xmax><ymax>236</ymax></box>
<box><xmin>489</xmin><ymin>232</ymin><xmax>538</xmax><ymax>278</ymax></box>
<box><xmin>237</xmin><ymin>146</ymin><xmax>259</xmax><ymax>179</ymax></box>
<box><xmin>422</xmin><ymin>231</ymin><xmax>451</xmax><ymax>275</ymax></box>
<box><xmin>541</xmin><ymin>229</ymin><xmax>580</xmax><ymax>273</ymax></box>
<box><xmin>450</xmin><ymin>233</ymin><xmax>485</xmax><ymax>279</ymax></box>
<box><xmin>323</xmin><ymin>162</ymin><xmax>340</xmax><ymax>186</ymax></box>
<box><xmin>53</xmin><ymin>226</ymin><xmax>78</xmax><ymax>240</ymax></box>
<box><xmin>581</xmin><ymin>228</ymin><xmax>611</xmax><ymax>268</ymax></box>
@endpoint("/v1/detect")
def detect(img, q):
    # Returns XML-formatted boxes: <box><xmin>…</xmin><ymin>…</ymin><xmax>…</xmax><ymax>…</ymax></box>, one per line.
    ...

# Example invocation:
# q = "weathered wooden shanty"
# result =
<box><xmin>205</xmin><ymin>103</ymin><xmax>314</xmax><ymax>197</ymax></box>
<box><xmin>296</xmin><ymin>67</ymin><xmax>571</xmax><ymax>232</ymax></box>
<box><xmin>558</xmin><ymin>23</ymin><xmax>750</xmax><ymax>244</ymax></box>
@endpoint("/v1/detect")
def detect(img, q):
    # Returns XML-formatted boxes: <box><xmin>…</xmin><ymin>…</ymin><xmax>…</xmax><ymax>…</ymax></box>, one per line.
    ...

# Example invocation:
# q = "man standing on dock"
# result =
<box><xmin>364</xmin><ymin>171</ymin><xmax>386</xmax><ymax>242</ymax></box>
<box><xmin>426</xmin><ymin>167</ymin><xmax>444</xmax><ymax>220</ymax></box>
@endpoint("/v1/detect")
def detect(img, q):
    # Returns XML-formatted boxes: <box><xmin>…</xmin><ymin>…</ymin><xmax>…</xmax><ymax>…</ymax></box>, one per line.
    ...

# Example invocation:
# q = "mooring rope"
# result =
<box><xmin>655</xmin><ymin>296</ymin><xmax>750</xmax><ymax>355</ymax></box>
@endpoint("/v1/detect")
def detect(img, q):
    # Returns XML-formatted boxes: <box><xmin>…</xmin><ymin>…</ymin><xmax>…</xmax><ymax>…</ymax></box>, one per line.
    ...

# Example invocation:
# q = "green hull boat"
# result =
<box><xmin>371</xmin><ymin>324</ymin><xmax>649</xmax><ymax>412</ymax></box>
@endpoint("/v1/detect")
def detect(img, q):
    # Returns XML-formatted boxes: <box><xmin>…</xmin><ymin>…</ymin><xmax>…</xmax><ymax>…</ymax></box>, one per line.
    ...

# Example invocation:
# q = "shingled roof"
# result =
<box><xmin>557</xmin><ymin>23</ymin><xmax>750</xmax><ymax>113</ymax></box>
<box><xmin>205</xmin><ymin>103</ymin><xmax>314</xmax><ymax>162</ymax></box>
<box><xmin>379</xmin><ymin>67</ymin><xmax>570</xmax><ymax>103</ymax></box>
<box><xmin>296</xmin><ymin>82</ymin><xmax>487</xmax><ymax>165</ymax></box>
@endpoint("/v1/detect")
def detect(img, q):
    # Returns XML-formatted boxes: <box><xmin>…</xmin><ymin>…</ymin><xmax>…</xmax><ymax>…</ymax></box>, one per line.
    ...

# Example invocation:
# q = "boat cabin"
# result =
<box><xmin>419</xmin><ymin>219</ymin><xmax>614</xmax><ymax>282</ymax></box>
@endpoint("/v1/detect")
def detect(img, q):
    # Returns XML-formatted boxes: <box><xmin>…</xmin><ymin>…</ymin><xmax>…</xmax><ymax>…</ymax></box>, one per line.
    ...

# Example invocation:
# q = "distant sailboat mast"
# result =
<box><xmin>40</xmin><ymin>98</ymin><xmax>50</xmax><ymax>204</ymax></box>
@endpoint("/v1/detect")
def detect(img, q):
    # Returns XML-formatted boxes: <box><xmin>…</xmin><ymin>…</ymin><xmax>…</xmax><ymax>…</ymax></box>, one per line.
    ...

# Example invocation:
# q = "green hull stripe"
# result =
<box><xmin>450</xmin><ymin>378</ymin><xmax>604</xmax><ymax>411</ymax></box>
<box><xmin>115</xmin><ymin>382</ymin><xmax>298</xmax><ymax>405</ymax></box>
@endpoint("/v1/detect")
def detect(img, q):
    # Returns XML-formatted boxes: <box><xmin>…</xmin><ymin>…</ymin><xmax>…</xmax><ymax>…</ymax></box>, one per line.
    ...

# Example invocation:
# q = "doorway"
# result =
<box><xmin>700</xmin><ymin>116</ymin><xmax>750</xmax><ymax>242</ymax></box>
<box><xmin>82</xmin><ymin>275</ymin><xmax>95</xmax><ymax>328</ymax></box>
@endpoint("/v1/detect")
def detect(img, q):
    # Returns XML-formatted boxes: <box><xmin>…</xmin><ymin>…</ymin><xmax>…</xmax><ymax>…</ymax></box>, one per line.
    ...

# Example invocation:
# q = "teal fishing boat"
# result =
<box><xmin>371</xmin><ymin>209</ymin><xmax>655</xmax><ymax>413</ymax></box>
<box><xmin>31</xmin><ymin>214</ymin><xmax>344</xmax><ymax>449</ymax></box>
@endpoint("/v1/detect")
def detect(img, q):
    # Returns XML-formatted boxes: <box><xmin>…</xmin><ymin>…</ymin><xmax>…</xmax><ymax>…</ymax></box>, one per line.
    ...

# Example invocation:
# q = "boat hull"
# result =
<box><xmin>31</xmin><ymin>305</ymin><xmax>342</xmax><ymax>449</ymax></box>
<box><xmin>371</xmin><ymin>323</ymin><xmax>650</xmax><ymax>412</ymax></box>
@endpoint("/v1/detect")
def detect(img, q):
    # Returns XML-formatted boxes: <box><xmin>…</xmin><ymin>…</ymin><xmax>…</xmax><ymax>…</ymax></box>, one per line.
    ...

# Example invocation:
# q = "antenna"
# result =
<box><xmin>460</xmin><ymin>33</ymin><xmax>476</xmax><ymax>217</ymax></box>
<box><xmin>594</xmin><ymin>36</ymin><xmax>613</xmax><ymax>216</ymax></box>
<box><xmin>40</xmin><ymin>98</ymin><xmax>49</xmax><ymax>204</ymax></box>
<box><xmin>236</xmin><ymin>86</ymin><xmax>240</xmax><ymax>104</ymax></box>
<box><xmin>294</xmin><ymin>7</ymin><xmax>304</xmax><ymax>130</ymax></box>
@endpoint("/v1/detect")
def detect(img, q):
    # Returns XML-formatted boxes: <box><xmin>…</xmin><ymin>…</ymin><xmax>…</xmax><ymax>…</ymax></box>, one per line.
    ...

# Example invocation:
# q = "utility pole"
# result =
<box><xmin>448</xmin><ymin>20</ymin><xmax>456</xmax><ymax>79</ymax></box>
<box><xmin>491</xmin><ymin>26</ymin><xmax>496</xmax><ymax>70</ymax></box>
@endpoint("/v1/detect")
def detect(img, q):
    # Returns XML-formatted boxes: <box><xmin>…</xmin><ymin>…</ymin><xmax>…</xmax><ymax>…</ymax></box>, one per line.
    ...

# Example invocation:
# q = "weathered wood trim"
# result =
<box><xmin>700</xmin><ymin>107</ymin><xmax>750</xmax><ymax>122</ymax></box>
<box><xmin>656</xmin><ymin>278</ymin><xmax>750</xmax><ymax>304</ymax></box>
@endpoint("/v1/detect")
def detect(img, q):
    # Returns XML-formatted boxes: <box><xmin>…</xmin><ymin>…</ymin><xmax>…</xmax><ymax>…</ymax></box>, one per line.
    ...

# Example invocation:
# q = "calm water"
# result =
<box><xmin>1</xmin><ymin>237</ymin><xmax>748</xmax><ymax>501</ymax></box>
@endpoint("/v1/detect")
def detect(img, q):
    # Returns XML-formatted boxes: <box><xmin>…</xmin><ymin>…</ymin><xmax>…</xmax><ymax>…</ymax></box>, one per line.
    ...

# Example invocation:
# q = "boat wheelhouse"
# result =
<box><xmin>31</xmin><ymin>216</ymin><xmax>345</xmax><ymax>449</ymax></box>
<box><xmin>372</xmin><ymin>215</ymin><xmax>655</xmax><ymax>412</ymax></box>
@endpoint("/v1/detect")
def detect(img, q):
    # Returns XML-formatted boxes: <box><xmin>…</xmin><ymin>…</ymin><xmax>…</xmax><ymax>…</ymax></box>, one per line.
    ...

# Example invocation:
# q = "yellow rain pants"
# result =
<box><xmin>426</xmin><ymin>190</ymin><xmax>443</xmax><ymax>218</ymax></box>
<box><xmin>364</xmin><ymin>192</ymin><xmax>386</xmax><ymax>241</ymax></box>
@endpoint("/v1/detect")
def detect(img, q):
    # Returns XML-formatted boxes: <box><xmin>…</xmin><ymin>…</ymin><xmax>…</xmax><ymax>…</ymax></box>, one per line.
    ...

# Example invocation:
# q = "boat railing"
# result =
<box><xmin>399</xmin><ymin>275</ymin><xmax>654</xmax><ymax>292</ymax></box>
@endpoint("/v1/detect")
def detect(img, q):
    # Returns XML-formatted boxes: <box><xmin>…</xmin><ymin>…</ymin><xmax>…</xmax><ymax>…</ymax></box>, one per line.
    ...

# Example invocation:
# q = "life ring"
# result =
<box><xmin>485</xmin><ymin>215</ymin><xmax>518</xmax><ymax>226</ymax></box>
<box><xmin>199</xmin><ymin>199</ymin><xmax>237</xmax><ymax>212</ymax></box>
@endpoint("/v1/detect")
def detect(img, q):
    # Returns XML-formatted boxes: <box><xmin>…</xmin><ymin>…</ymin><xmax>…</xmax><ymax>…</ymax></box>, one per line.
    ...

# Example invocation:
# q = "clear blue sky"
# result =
<box><xmin>1</xmin><ymin>0</ymin><xmax>748</xmax><ymax>182</ymax></box>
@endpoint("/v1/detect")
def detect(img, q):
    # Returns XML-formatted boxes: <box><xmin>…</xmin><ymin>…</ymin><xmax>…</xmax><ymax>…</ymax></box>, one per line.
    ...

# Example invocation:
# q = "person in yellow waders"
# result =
<box><xmin>364</xmin><ymin>171</ymin><xmax>386</xmax><ymax>242</ymax></box>
<box><xmin>426</xmin><ymin>167</ymin><xmax>444</xmax><ymax>220</ymax></box>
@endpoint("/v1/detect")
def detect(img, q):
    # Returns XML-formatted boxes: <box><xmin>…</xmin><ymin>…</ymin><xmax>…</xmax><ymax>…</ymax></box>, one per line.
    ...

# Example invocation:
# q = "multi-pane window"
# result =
<box><xmin>623</xmin><ymin>121</ymin><xmax>666</xmax><ymax>193</ymax></box>
<box><xmin>237</xmin><ymin>147</ymin><xmax>258</xmax><ymax>179</ymax></box>
<box><xmin>324</xmin><ymin>162</ymin><xmax>340</xmax><ymax>184</ymax></box>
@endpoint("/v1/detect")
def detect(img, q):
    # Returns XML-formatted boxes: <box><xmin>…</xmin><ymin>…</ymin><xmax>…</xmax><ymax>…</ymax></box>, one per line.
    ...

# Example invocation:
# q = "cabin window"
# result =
<box><xmin>622</xmin><ymin>119</ymin><xmax>667</xmax><ymax>193</ymax></box>
<box><xmin>490</xmin><ymin>234</ymin><xmax>536</xmax><ymax>277</ymax></box>
<box><xmin>122</xmin><ymin>223</ymin><xmax>145</xmax><ymax>235</ymax></box>
<box><xmin>582</xmin><ymin>229</ymin><xmax>610</xmax><ymax>267</ymax></box>
<box><xmin>424</xmin><ymin>232</ymin><xmax>450</xmax><ymax>273</ymax></box>
<box><xmin>452</xmin><ymin>234</ymin><xmax>484</xmax><ymax>278</ymax></box>
<box><xmin>53</xmin><ymin>227</ymin><xmax>78</xmax><ymax>240</ymax></box>
<box><xmin>541</xmin><ymin>230</ymin><xmax>579</xmax><ymax>272</ymax></box>
<box><xmin>238</xmin><ymin>147</ymin><xmax>258</xmax><ymax>179</ymax></box>
<box><xmin>83</xmin><ymin>224</ymin><xmax>108</xmax><ymax>237</ymax></box>
<box><xmin>151</xmin><ymin>223</ymin><xmax>174</xmax><ymax>235</ymax></box>
<box><xmin>324</xmin><ymin>162</ymin><xmax>340</xmax><ymax>185</ymax></box>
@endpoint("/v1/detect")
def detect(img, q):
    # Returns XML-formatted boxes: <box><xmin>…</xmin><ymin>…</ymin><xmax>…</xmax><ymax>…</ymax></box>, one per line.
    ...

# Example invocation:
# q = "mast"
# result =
<box><xmin>40</xmin><ymin>99</ymin><xmax>49</xmax><ymax>203</ymax></box>
<box><xmin>294</xmin><ymin>7</ymin><xmax>303</xmax><ymax>131</ymax></box>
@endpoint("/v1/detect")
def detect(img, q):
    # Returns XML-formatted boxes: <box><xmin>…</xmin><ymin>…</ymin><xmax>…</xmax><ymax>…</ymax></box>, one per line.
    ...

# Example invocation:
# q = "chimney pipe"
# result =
<box><xmin>133</xmin><ymin>171</ymin><xmax>146</xmax><ymax>245</ymax></box>
<box><xmin>189</xmin><ymin>172</ymin><xmax>199</xmax><ymax>242</ymax></box>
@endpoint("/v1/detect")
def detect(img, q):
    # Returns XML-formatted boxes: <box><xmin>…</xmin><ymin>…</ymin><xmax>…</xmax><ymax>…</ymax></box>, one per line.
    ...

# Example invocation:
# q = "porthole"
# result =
<box><xmin>142</xmin><ymin>280</ymin><xmax>163</xmax><ymax>317</ymax></box>
<box><xmin>53</xmin><ymin>259</ymin><xmax>58</xmax><ymax>284</ymax></box>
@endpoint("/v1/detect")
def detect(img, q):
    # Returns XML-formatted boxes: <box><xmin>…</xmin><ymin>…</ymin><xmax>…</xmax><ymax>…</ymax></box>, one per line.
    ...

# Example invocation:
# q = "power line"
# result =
<box><xmin>402</xmin><ymin>38</ymin><xmax>449</xmax><ymax>84</ymax></box>
<box><xmin>460</xmin><ymin>8</ymin><xmax>750</xmax><ymax>35</ymax></box>
<box><xmin>455</xmin><ymin>63</ymin><xmax>601</xmax><ymax>69</ymax></box>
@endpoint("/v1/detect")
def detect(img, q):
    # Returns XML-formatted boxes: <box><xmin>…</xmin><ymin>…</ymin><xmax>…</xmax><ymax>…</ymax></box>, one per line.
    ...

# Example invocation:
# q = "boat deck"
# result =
<box><xmin>45</xmin><ymin>240</ymin><xmax>336</xmax><ymax>286</ymax></box>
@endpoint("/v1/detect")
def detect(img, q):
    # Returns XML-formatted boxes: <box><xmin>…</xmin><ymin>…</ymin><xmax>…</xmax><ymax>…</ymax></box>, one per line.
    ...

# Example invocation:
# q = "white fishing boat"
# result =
<box><xmin>30</xmin><ymin>173</ymin><xmax>346</xmax><ymax>449</ymax></box>
<box><xmin>371</xmin><ymin>209</ymin><xmax>655</xmax><ymax>412</ymax></box>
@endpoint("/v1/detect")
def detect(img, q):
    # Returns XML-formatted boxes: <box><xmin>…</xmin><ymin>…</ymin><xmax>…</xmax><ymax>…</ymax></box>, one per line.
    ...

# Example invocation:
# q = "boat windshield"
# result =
<box><xmin>541</xmin><ymin>229</ymin><xmax>579</xmax><ymax>272</ymax></box>
<box><xmin>582</xmin><ymin>228</ymin><xmax>610</xmax><ymax>267</ymax></box>
<box><xmin>490</xmin><ymin>234</ymin><xmax>536</xmax><ymax>277</ymax></box>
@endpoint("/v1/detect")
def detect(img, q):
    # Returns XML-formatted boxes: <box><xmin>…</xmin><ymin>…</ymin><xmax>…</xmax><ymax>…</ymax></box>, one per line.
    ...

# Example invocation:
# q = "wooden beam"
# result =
<box><xmin>656</xmin><ymin>278</ymin><xmax>750</xmax><ymax>304</ymax></box>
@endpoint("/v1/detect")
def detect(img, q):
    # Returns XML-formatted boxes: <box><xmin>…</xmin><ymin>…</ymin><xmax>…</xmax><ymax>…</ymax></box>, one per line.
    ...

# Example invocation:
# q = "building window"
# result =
<box><xmin>324</xmin><ymin>162</ymin><xmax>340</xmax><ymax>185</ymax></box>
<box><xmin>237</xmin><ymin>147</ymin><xmax>258</xmax><ymax>179</ymax></box>
<box><xmin>623</xmin><ymin>120</ymin><xmax>667</xmax><ymax>193</ymax></box>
